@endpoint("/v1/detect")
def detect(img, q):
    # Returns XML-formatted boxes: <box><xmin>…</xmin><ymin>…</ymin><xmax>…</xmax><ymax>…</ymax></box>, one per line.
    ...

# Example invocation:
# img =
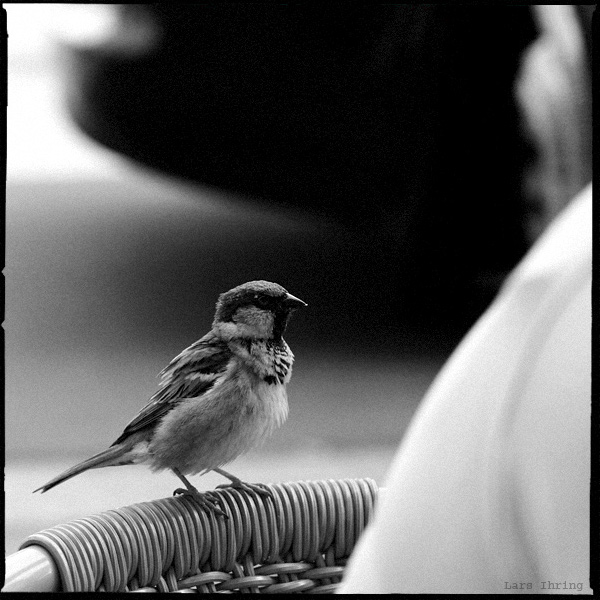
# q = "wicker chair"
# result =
<box><xmin>3</xmin><ymin>478</ymin><xmax>378</xmax><ymax>593</ymax></box>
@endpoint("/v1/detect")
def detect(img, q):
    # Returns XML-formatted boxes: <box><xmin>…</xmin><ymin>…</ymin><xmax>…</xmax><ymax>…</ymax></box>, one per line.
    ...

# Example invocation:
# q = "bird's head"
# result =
<box><xmin>212</xmin><ymin>280</ymin><xmax>307</xmax><ymax>341</ymax></box>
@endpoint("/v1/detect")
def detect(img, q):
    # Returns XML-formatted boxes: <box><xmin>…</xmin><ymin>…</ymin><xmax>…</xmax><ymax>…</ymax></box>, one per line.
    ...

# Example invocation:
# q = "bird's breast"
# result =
<box><xmin>147</xmin><ymin>354</ymin><xmax>289</xmax><ymax>475</ymax></box>
<box><xmin>227</xmin><ymin>357</ymin><xmax>290</xmax><ymax>433</ymax></box>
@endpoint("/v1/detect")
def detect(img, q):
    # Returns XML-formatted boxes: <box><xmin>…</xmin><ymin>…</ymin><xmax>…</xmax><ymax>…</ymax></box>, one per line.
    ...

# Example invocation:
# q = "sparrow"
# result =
<box><xmin>34</xmin><ymin>280</ymin><xmax>307</xmax><ymax>516</ymax></box>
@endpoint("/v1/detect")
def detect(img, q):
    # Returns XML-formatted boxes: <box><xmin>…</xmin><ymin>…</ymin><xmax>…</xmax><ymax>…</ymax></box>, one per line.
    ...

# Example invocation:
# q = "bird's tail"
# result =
<box><xmin>33</xmin><ymin>445</ymin><xmax>133</xmax><ymax>494</ymax></box>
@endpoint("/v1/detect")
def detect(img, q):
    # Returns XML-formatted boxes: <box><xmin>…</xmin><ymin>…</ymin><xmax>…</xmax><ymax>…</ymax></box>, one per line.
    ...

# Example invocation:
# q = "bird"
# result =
<box><xmin>34</xmin><ymin>280</ymin><xmax>307</xmax><ymax>516</ymax></box>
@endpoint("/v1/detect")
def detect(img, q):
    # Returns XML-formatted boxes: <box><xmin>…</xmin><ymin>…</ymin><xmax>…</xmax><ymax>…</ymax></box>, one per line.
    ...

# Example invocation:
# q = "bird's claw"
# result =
<box><xmin>173</xmin><ymin>487</ymin><xmax>228</xmax><ymax>518</ymax></box>
<box><xmin>217</xmin><ymin>480</ymin><xmax>274</xmax><ymax>499</ymax></box>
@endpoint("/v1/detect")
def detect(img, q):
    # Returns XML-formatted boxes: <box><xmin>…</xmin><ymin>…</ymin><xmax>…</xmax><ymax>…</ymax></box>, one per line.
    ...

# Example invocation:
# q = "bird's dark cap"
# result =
<box><xmin>214</xmin><ymin>280</ymin><xmax>306</xmax><ymax>323</ymax></box>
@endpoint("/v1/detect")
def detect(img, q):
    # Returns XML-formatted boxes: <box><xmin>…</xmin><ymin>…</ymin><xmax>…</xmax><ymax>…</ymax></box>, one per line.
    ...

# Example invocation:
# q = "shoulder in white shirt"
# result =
<box><xmin>339</xmin><ymin>184</ymin><xmax>592</xmax><ymax>594</ymax></box>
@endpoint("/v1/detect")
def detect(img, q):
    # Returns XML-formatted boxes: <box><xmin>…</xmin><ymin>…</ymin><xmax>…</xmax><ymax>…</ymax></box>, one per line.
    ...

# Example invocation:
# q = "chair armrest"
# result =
<box><xmin>3</xmin><ymin>478</ymin><xmax>380</xmax><ymax>593</ymax></box>
<box><xmin>3</xmin><ymin>546</ymin><xmax>60</xmax><ymax>592</ymax></box>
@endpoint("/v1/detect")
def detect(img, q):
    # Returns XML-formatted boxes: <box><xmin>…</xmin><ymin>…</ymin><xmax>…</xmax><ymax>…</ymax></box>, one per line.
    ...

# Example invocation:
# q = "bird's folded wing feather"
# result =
<box><xmin>111</xmin><ymin>332</ymin><xmax>231</xmax><ymax>445</ymax></box>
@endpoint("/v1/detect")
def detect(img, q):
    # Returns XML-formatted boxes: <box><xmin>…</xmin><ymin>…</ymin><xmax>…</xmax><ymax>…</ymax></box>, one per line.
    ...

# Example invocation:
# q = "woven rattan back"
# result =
<box><xmin>18</xmin><ymin>478</ymin><xmax>378</xmax><ymax>593</ymax></box>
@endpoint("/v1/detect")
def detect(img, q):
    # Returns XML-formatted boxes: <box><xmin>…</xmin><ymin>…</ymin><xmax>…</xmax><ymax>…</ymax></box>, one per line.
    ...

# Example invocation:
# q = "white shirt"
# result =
<box><xmin>339</xmin><ymin>184</ymin><xmax>592</xmax><ymax>594</ymax></box>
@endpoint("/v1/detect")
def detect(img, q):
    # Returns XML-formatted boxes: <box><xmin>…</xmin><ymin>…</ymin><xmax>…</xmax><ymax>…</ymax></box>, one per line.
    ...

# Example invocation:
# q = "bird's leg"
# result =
<box><xmin>213</xmin><ymin>467</ymin><xmax>273</xmax><ymax>498</ymax></box>
<box><xmin>172</xmin><ymin>467</ymin><xmax>227</xmax><ymax>517</ymax></box>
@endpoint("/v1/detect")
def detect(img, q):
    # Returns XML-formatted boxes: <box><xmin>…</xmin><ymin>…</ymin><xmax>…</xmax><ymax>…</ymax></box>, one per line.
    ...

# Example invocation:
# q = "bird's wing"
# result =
<box><xmin>111</xmin><ymin>331</ymin><xmax>231</xmax><ymax>445</ymax></box>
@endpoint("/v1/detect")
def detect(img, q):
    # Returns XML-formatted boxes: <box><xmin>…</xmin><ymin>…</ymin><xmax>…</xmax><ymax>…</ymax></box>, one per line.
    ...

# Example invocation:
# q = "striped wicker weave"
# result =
<box><xmin>15</xmin><ymin>478</ymin><xmax>378</xmax><ymax>593</ymax></box>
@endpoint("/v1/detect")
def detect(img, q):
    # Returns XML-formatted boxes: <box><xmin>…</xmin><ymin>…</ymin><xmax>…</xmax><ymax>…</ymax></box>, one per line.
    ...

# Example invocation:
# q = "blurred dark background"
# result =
<box><xmin>5</xmin><ymin>4</ymin><xmax>592</xmax><ymax>553</ymax></box>
<box><xmin>66</xmin><ymin>5</ymin><xmax>538</xmax><ymax>332</ymax></box>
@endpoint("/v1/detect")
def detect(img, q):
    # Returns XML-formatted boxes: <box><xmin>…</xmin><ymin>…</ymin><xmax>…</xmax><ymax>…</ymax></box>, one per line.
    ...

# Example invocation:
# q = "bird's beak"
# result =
<box><xmin>283</xmin><ymin>292</ymin><xmax>307</xmax><ymax>309</ymax></box>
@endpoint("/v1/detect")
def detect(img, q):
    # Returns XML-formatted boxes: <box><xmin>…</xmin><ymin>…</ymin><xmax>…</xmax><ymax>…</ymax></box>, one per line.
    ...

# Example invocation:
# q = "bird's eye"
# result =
<box><xmin>254</xmin><ymin>296</ymin><xmax>271</xmax><ymax>309</ymax></box>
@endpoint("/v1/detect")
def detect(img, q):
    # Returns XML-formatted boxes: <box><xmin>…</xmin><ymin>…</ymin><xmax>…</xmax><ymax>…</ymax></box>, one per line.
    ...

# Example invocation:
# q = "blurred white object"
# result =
<box><xmin>339</xmin><ymin>182</ymin><xmax>592</xmax><ymax>593</ymax></box>
<box><xmin>47</xmin><ymin>4</ymin><xmax>160</xmax><ymax>54</ymax></box>
<box><xmin>6</xmin><ymin>4</ymin><xmax>133</xmax><ymax>182</ymax></box>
